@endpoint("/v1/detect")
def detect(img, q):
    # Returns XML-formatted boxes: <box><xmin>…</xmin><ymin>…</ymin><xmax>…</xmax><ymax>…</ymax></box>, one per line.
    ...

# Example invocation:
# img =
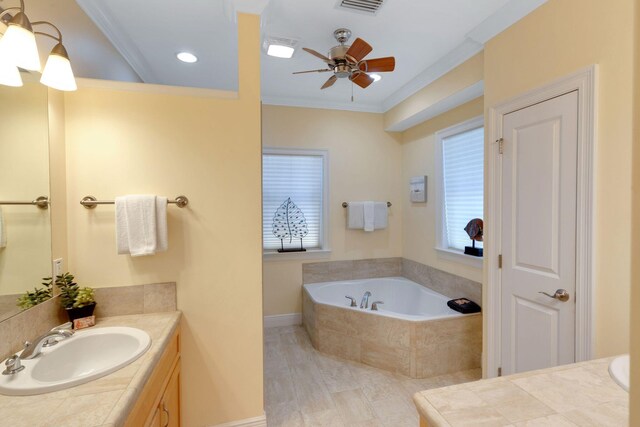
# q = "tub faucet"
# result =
<box><xmin>360</xmin><ymin>291</ymin><xmax>372</xmax><ymax>309</ymax></box>
<box><xmin>371</xmin><ymin>301</ymin><xmax>384</xmax><ymax>311</ymax></box>
<box><xmin>345</xmin><ymin>296</ymin><xmax>357</xmax><ymax>307</ymax></box>
<box><xmin>21</xmin><ymin>324</ymin><xmax>74</xmax><ymax>360</ymax></box>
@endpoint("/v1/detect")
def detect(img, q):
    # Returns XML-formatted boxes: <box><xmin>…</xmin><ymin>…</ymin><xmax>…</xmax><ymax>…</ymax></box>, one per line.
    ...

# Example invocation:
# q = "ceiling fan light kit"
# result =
<box><xmin>0</xmin><ymin>0</ymin><xmax>77</xmax><ymax>91</ymax></box>
<box><xmin>294</xmin><ymin>27</ymin><xmax>396</xmax><ymax>94</ymax></box>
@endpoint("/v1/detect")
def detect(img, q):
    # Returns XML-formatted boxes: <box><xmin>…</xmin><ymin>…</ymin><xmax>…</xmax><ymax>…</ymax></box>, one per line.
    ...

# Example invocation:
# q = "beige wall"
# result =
<box><xmin>48</xmin><ymin>89</ymin><xmax>68</xmax><ymax>267</ymax></box>
<box><xmin>262</xmin><ymin>106</ymin><xmax>403</xmax><ymax>316</ymax></box>
<box><xmin>0</xmin><ymin>82</ymin><xmax>52</xmax><ymax>295</ymax></box>
<box><xmin>484</xmin><ymin>0</ymin><xmax>635</xmax><ymax>357</ymax></box>
<box><xmin>630</xmin><ymin>1</ymin><xmax>640</xmax><ymax>423</ymax></box>
<box><xmin>384</xmin><ymin>52</ymin><xmax>484</xmax><ymax>131</ymax></box>
<box><xmin>63</xmin><ymin>14</ymin><xmax>263</xmax><ymax>426</ymax></box>
<box><xmin>401</xmin><ymin>97</ymin><xmax>484</xmax><ymax>284</ymax></box>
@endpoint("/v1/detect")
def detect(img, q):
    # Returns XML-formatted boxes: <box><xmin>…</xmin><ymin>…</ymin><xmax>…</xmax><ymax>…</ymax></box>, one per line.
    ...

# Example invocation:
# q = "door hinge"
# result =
<box><xmin>497</xmin><ymin>138</ymin><xmax>504</xmax><ymax>154</ymax></box>
<box><xmin>498</xmin><ymin>254</ymin><xmax>503</xmax><ymax>269</ymax></box>
<box><xmin>498</xmin><ymin>367</ymin><xmax>502</xmax><ymax>377</ymax></box>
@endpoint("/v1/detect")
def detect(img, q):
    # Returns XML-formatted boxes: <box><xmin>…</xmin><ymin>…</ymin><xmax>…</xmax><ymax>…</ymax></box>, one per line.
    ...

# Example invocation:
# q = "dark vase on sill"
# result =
<box><xmin>65</xmin><ymin>302</ymin><xmax>96</xmax><ymax>323</ymax></box>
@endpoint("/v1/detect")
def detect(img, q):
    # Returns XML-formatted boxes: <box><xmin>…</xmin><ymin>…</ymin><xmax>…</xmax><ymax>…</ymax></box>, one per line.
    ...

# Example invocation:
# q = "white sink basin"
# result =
<box><xmin>608</xmin><ymin>354</ymin><xmax>630</xmax><ymax>391</ymax></box>
<box><xmin>0</xmin><ymin>326</ymin><xmax>151</xmax><ymax>396</ymax></box>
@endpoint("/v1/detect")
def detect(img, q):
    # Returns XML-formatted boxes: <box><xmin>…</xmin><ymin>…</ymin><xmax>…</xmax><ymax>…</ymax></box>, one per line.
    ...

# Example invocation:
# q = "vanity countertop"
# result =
<box><xmin>413</xmin><ymin>357</ymin><xmax>628</xmax><ymax>426</ymax></box>
<box><xmin>0</xmin><ymin>311</ymin><xmax>181</xmax><ymax>427</ymax></box>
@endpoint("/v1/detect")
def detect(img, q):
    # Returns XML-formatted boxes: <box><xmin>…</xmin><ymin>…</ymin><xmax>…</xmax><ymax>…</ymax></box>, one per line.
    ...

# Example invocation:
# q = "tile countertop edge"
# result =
<box><xmin>413</xmin><ymin>392</ymin><xmax>452</xmax><ymax>427</ymax></box>
<box><xmin>101</xmin><ymin>311</ymin><xmax>182</xmax><ymax>427</ymax></box>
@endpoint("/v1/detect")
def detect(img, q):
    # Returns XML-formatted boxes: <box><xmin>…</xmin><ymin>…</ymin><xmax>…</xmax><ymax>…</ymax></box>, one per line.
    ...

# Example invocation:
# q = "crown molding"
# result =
<box><xmin>381</xmin><ymin>39</ymin><xmax>483</xmax><ymax>113</ymax></box>
<box><xmin>380</xmin><ymin>0</ymin><xmax>547</xmax><ymax>113</ymax></box>
<box><xmin>76</xmin><ymin>0</ymin><xmax>149</xmax><ymax>83</ymax></box>
<box><xmin>261</xmin><ymin>95</ymin><xmax>383</xmax><ymax>113</ymax></box>
<box><xmin>466</xmin><ymin>0</ymin><xmax>548</xmax><ymax>44</ymax></box>
<box><xmin>384</xmin><ymin>81</ymin><xmax>484</xmax><ymax>132</ymax></box>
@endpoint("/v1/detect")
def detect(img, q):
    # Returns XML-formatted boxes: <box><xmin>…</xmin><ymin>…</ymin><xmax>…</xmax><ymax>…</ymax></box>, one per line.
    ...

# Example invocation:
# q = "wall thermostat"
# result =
<box><xmin>410</xmin><ymin>176</ymin><xmax>427</xmax><ymax>203</ymax></box>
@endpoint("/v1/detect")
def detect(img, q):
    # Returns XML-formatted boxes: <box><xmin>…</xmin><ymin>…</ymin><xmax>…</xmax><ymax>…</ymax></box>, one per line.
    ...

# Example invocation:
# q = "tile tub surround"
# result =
<box><xmin>413</xmin><ymin>357</ymin><xmax>629</xmax><ymax>426</ymax></box>
<box><xmin>264</xmin><ymin>324</ymin><xmax>481</xmax><ymax>427</ymax></box>
<box><xmin>0</xmin><ymin>282</ymin><xmax>177</xmax><ymax>361</ymax></box>
<box><xmin>302</xmin><ymin>290</ymin><xmax>482</xmax><ymax>378</ymax></box>
<box><xmin>401</xmin><ymin>258</ymin><xmax>481</xmax><ymax>305</ymax></box>
<box><xmin>0</xmin><ymin>311</ymin><xmax>181</xmax><ymax>427</ymax></box>
<box><xmin>302</xmin><ymin>258</ymin><xmax>481</xmax><ymax>306</ymax></box>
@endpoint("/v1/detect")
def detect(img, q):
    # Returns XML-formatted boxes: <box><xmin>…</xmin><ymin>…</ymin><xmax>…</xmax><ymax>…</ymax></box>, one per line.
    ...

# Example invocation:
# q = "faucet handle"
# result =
<box><xmin>371</xmin><ymin>301</ymin><xmax>384</xmax><ymax>311</ymax></box>
<box><xmin>51</xmin><ymin>322</ymin><xmax>74</xmax><ymax>336</ymax></box>
<box><xmin>2</xmin><ymin>354</ymin><xmax>24</xmax><ymax>375</ymax></box>
<box><xmin>345</xmin><ymin>296</ymin><xmax>357</xmax><ymax>307</ymax></box>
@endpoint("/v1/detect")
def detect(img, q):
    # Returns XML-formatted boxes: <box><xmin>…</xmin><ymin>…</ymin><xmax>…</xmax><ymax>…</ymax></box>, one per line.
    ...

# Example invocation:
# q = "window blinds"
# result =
<box><xmin>262</xmin><ymin>153</ymin><xmax>324</xmax><ymax>250</ymax></box>
<box><xmin>442</xmin><ymin>126</ymin><xmax>484</xmax><ymax>251</ymax></box>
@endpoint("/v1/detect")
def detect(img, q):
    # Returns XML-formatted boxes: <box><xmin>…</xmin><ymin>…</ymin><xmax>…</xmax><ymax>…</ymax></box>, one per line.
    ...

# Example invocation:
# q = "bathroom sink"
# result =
<box><xmin>608</xmin><ymin>354</ymin><xmax>630</xmax><ymax>391</ymax></box>
<box><xmin>0</xmin><ymin>326</ymin><xmax>151</xmax><ymax>396</ymax></box>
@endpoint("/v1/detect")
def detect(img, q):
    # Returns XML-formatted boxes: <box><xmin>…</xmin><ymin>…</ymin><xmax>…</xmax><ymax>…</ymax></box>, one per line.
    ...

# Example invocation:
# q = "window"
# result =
<box><xmin>435</xmin><ymin>116</ymin><xmax>484</xmax><ymax>261</ymax></box>
<box><xmin>262</xmin><ymin>148</ymin><xmax>328</xmax><ymax>253</ymax></box>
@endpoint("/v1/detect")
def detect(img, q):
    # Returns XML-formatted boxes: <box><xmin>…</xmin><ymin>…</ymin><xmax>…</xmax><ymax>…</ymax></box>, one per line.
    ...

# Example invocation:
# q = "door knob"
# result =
<box><xmin>538</xmin><ymin>289</ymin><xmax>570</xmax><ymax>302</ymax></box>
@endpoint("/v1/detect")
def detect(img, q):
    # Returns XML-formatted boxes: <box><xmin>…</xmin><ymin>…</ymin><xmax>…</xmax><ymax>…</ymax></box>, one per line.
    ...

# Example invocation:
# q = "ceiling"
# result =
<box><xmin>9</xmin><ymin>0</ymin><xmax>547</xmax><ymax>112</ymax></box>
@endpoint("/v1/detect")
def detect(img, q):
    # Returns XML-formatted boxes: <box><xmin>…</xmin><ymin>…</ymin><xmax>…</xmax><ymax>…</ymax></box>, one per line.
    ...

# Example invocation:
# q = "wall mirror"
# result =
<box><xmin>0</xmin><ymin>75</ymin><xmax>53</xmax><ymax>322</ymax></box>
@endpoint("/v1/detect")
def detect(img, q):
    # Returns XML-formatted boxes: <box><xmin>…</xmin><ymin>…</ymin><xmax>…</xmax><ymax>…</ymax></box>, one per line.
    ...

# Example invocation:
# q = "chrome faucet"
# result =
<box><xmin>360</xmin><ymin>291</ymin><xmax>372</xmax><ymax>309</ymax></box>
<box><xmin>2</xmin><ymin>354</ymin><xmax>24</xmax><ymax>375</ymax></box>
<box><xmin>20</xmin><ymin>323</ymin><xmax>74</xmax><ymax>360</ymax></box>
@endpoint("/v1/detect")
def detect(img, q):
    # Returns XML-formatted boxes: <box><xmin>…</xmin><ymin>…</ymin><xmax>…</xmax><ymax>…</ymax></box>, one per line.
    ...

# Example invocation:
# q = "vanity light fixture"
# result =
<box><xmin>0</xmin><ymin>0</ymin><xmax>77</xmax><ymax>91</ymax></box>
<box><xmin>176</xmin><ymin>52</ymin><xmax>198</xmax><ymax>63</ymax></box>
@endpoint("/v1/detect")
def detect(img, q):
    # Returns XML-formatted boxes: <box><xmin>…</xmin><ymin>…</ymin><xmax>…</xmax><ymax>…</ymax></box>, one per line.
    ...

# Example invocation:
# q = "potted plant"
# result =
<box><xmin>16</xmin><ymin>279</ymin><xmax>53</xmax><ymax>309</ymax></box>
<box><xmin>53</xmin><ymin>272</ymin><xmax>97</xmax><ymax>322</ymax></box>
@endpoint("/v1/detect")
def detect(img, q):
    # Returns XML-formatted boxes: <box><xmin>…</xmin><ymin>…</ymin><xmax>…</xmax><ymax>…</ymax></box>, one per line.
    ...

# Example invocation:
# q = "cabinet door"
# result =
<box><xmin>148</xmin><ymin>407</ymin><xmax>162</xmax><ymax>427</ymax></box>
<box><xmin>161</xmin><ymin>363</ymin><xmax>181</xmax><ymax>427</ymax></box>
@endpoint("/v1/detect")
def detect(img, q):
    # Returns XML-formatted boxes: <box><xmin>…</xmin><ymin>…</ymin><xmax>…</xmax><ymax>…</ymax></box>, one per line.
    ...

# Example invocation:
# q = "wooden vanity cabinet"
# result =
<box><xmin>126</xmin><ymin>327</ymin><xmax>181</xmax><ymax>427</ymax></box>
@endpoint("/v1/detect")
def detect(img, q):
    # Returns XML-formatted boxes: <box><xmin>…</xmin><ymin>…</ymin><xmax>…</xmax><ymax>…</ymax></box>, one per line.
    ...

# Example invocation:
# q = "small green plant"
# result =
<box><xmin>74</xmin><ymin>287</ymin><xmax>95</xmax><ymax>308</ymax></box>
<box><xmin>54</xmin><ymin>272</ymin><xmax>95</xmax><ymax>309</ymax></box>
<box><xmin>16</xmin><ymin>278</ymin><xmax>53</xmax><ymax>309</ymax></box>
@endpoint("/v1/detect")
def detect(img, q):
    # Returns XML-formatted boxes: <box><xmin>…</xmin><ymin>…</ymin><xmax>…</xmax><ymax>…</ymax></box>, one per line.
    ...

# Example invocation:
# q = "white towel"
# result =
<box><xmin>363</xmin><ymin>201</ymin><xmax>375</xmax><ymax>232</ymax></box>
<box><xmin>116</xmin><ymin>195</ymin><xmax>168</xmax><ymax>256</ymax></box>
<box><xmin>0</xmin><ymin>207</ymin><xmax>5</xmax><ymax>249</ymax></box>
<box><xmin>373</xmin><ymin>202</ymin><xmax>388</xmax><ymax>230</ymax></box>
<box><xmin>347</xmin><ymin>202</ymin><xmax>364</xmax><ymax>229</ymax></box>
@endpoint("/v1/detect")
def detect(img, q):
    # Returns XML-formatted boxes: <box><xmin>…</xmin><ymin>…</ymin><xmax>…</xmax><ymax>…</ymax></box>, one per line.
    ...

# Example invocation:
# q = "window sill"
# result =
<box><xmin>435</xmin><ymin>247</ymin><xmax>483</xmax><ymax>268</ymax></box>
<box><xmin>263</xmin><ymin>249</ymin><xmax>332</xmax><ymax>262</ymax></box>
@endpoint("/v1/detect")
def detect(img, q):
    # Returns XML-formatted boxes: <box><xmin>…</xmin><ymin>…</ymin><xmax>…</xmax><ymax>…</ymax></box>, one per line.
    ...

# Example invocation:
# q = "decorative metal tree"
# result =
<box><xmin>463</xmin><ymin>218</ymin><xmax>483</xmax><ymax>257</ymax></box>
<box><xmin>272</xmin><ymin>197</ymin><xmax>309</xmax><ymax>253</ymax></box>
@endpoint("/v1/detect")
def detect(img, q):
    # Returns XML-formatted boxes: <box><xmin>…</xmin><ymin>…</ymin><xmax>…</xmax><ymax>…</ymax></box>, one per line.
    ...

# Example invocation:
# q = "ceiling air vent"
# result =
<box><xmin>337</xmin><ymin>0</ymin><xmax>386</xmax><ymax>15</ymax></box>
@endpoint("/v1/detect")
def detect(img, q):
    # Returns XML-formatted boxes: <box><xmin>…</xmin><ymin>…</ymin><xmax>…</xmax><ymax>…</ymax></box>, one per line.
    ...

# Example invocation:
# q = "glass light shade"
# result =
<box><xmin>40</xmin><ymin>52</ymin><xmax>77</xmax><ymax>91</ymax></box>
<box><xmin>0</xmin><ymin>60</ymin><xmax>23</xmax><ymax>87</ymax></box>
<box><xmin>1</xmin><ymin>24</ymin><xmax>41</xmax><ymax>71</ymax></box>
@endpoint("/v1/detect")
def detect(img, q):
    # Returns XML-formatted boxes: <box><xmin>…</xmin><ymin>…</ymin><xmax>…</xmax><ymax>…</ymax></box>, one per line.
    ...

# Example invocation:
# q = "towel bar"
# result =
<box><xmin>80</xmin><ymin>195</ymin><xmax>189</xmax><ymax>209</ymax></box>
<box><xmin>0</xmin><ymin>196</ymin><xmax>49</xmax><ymax>210</ymax></box>
<box><xmin>342</xmin><ymin>202</ymin><xmax>391</xmax><ymax>208</ymax></box>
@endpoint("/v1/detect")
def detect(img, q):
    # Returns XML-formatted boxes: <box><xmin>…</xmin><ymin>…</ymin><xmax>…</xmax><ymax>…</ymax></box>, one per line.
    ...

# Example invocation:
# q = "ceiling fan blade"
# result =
<box><xmin>345</xmin><ymin>38</ymin><xmax>373</xmax><ymax>62</ymax></box>
<box><xmin>303</xmin><ymin>47</ymin><xmax>332</xmax><ymax>63</ymax></box>
<box><xmin>321</xmin><ymin>75</ymin><xmax>338</xmax><ymax>90</ymax></box>
<box><xmin>293</xmin><ymin>69</ymin><xmax>333</xmax><ymax>74</ymax></box>
<box><xmin>359</xmin><ymin>57</ymin><xmax>395</xmax><ymax>73</ymax></box>
<box><xmin>350</xmin><ymin>72</ymin><xmax>374</xmax><ymax>89</ymax></box>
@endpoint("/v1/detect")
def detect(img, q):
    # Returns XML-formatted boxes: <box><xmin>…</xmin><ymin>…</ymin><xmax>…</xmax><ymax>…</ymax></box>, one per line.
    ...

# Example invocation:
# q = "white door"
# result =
<box><xmin>500</xmin><ymin>91</ymin><xmax>578</xmax><ymax>375</ymax></box>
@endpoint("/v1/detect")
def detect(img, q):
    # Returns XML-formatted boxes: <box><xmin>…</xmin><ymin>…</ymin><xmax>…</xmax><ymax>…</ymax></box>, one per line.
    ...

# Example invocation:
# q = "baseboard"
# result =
<box><xmin>264</xmin><ymin>313</ymin><xmax>302</xmax><ymax>328</ymax></box>
<box><xmin>211</xmin><ymin>414</ymin><xmax>267</xmax><ymax>427</ymax></box>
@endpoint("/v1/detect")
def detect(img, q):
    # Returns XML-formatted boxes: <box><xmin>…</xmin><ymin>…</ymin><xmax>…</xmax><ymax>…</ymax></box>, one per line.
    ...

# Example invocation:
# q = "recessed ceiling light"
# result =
<box><xmin>267</xmin><ymin>44</ymin><xmax>295</xmax><ymax>59</ymax></box>
<box><xmin>176</xmin><ymin>52</ymin><xmax>198</xmax><ymax>63</ymax></box>
<box><xmin>370</xmin><ymin>73</ymin><xmax>382</xmax><ymax>82</ymax></box>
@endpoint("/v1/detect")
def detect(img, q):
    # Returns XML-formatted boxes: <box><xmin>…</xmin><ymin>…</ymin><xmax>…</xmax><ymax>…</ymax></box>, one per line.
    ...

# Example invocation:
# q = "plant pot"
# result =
<box><xmin>65</xmin><ymin>302</ymin><xmax>96</xmax><ymax>324</ymax></box>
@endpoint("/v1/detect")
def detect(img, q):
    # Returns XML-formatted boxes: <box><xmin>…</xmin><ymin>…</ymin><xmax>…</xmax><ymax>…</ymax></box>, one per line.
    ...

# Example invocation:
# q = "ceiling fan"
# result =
<box><xmin>293</xmin><ymin>28</ymin><xmax>395</xmax><ymax>90</ymax></box>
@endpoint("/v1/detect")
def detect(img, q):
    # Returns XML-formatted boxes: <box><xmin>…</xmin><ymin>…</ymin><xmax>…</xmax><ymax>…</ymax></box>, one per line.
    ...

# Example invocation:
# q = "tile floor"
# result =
<box><xmin>264</xmin><ymin>325</ymin><xmax>481</xmax><ymax>427</ymax></box>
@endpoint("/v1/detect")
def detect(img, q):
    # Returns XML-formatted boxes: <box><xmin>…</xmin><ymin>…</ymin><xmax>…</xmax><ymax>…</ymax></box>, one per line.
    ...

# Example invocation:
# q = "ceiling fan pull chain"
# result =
<box><xmin>351</xmin><ymin>80</ymin><xmax>354</xmax><ymax>102</ymax></box>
